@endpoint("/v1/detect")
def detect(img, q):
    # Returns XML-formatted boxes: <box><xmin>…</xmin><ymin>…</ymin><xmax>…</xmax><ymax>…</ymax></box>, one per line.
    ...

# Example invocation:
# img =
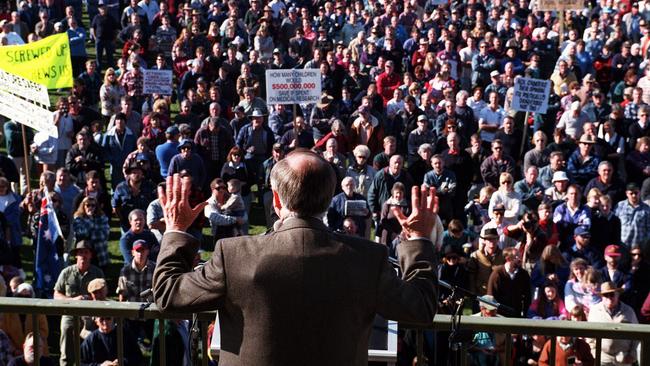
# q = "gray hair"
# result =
<box><xmin>128</xmin><ymin>209</ymin><xmax>146</xmax><ymax>221</ymax></box>
<box><xmin>270</xmin><ymin>151</ymin><xmax>336</xmax><ymax>217</ymax></box>
<box><xmin>353</xmin><ymin>144</ymin><xmax>371</xmax><ymax>158</ymax></box>
<box><xmin>418</xmin><ymin>143</ymin><xmax>433</xmax><ymax>154</ymax></box>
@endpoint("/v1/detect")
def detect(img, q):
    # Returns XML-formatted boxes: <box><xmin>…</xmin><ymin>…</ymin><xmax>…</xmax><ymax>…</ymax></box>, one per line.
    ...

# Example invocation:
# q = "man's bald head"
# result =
<box><xmin>270</xmin><ymin>150</ymin><xmax>336</xmax><ymax>217</ymax></box>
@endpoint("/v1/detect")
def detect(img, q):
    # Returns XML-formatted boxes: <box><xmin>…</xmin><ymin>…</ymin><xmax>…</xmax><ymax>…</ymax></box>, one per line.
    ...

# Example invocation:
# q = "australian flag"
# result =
<box><xmin>35</xmin><ymin>190</ymin><xmax>64</xmax><ymax>297</ymax></box>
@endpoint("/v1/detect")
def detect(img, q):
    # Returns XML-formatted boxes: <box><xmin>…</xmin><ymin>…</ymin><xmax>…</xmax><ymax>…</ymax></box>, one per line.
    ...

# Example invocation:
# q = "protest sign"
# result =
<box><xmin>0</xmin><ymin>69</ymin><xmax>50</xmax><ymax>106</ymax></box>
<box><xmin>265</xmin><ymin>69</ymin><xmax>322</xmax><ymax>104</ymax></box>
<box><xmin>0</xmin><ymin>33</ymin><xmax>73</xmax><ymax>89</ymax></box>
<box><xmin>537</xmin><ymin>0</ymin><xmax>583</xmax><ymax>11</ymax></box>
<box><xmin>512</xmin><ymin>77</ymin><xmax>551</xmax><ymax>114</ymax></box>
<box><xmin>0</xmin><ymin>89</ymin><xmax>56</xmax><ymax>137</ymax></box>
<box><xmin>143</xmin><ymin>69</ymin><xmax>173</xmax><ymax>95</ymax></box>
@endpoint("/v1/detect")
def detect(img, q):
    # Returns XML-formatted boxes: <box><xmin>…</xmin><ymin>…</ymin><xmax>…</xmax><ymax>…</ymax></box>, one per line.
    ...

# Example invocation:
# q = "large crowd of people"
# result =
<box><xmin>0</xmin><ymin>0</ymin><xmax>650</xmax><ymax>364</ymax></box>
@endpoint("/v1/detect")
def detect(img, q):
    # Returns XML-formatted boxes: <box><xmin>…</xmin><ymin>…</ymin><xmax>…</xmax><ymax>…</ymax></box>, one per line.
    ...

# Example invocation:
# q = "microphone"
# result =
<box><xmin>140</xmin><ymin>288</ymin><xmax>153</xmax><ymax>298</ymax></box>
<box><xmin>438</xmin><ymin>280</ymin><xmax>517</xmax><ymax>316</ymax></box>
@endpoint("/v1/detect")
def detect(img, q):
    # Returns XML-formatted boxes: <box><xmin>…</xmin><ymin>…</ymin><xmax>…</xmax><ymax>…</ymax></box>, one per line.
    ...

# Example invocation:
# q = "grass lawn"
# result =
<box><xmin>12</xmin><ymin>13</ymin><xmax>269</xmax><ymax>358</ymax></box>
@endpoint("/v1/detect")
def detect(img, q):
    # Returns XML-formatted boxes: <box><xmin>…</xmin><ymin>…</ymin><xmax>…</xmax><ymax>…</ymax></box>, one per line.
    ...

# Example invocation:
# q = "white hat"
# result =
<box><xmin>478</xmin><ymin>295</ymin><xmax>497</xmax><ymax>311</ymax></box>
<box><xmin>552</xmin><ymin>171</ymin><xmax>569</xmax><ymax>183</ymax></box>
<box><xmin>490</xmin><ymin>70</ymin><xmax>500</xmax><ymax>77</ymax></box>
<box><xmin>570</xmin><ymin>101</ymin><xmax>581</xmax><ymax>111</ymax></box>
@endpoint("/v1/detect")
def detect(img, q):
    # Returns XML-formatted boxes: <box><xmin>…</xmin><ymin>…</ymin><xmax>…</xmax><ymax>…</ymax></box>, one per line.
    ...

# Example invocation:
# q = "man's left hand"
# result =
<box><xmin>159</xmin><ymin>174</ymin><xmax>208</xmax><ymax>232</ymax></box>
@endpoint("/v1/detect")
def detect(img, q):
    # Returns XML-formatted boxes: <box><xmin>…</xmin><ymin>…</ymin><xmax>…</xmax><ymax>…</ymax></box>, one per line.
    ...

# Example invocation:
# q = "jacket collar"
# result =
<box><xmin>272</xmin><ymin>216</ymin><xmax>329</xmax><ymax>233</ymax></box>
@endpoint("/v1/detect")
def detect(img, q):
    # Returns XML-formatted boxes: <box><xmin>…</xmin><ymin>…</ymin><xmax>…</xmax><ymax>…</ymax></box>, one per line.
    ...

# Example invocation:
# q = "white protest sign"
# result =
<box><xmin>0</xmin><ymin>69</ymin><xmax>50</xmax><ymax>106</ymax></box>
<box><xmin>512</xmin><ymin>77</ymin><xmax>551</xmax><ymax>114</ymax></box>
<box><xmin>537</xmin><ymin>0</ymin><xmax>583</xmax><ymax>11</ymax></box>
<box><xmin>143</xmin><ymin>69</ymin><xmax>173</xmax><ymax>95</ymax></box>
<box><xmin>265</xmin><ymin>69</ymin><xmax>322</xmax><ymax>104</ymax></box>
<box><xmin>0</xmin><ymin>89</ymin><xmax>56</xmax><ymax>137</ymax></box>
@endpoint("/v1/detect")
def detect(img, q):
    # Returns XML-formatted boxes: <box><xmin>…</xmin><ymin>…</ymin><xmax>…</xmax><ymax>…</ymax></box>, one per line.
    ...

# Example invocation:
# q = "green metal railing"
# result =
<box><xmin>1</xmin><ymin>297</ymin><xmax>650</xmax><ymax>366</ymax></box>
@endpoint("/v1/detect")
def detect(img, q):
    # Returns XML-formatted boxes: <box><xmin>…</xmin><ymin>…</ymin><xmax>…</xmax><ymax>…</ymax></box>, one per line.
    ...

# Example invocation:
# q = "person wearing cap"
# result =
<box><xmin>117</xmin><ymin>239</ymin><xmax>155</xmax><ymax>302</ymax></box>
<box><xmin>587</xmin><ymin>281</ymin><xmax>639</xmax><ymax>365</ymax></box>
<box><xmin>376</xmin><ymin>60</ymin><xmax>401</xmax><ymax>106</ymax></box>
<box><xmin>54</xmin><ymin>240</ymin><xmax>104</xmax><ymax>366</ymax></box>
<box><xmin>102</xmin><ymin>112</ymin><xmax>137</xmax><ymax>186</ymax></box>
<box><xmin>557</xmin><ymin>100</ymin><xmax>590</xmax><ymax>140</ymax></box>
<box><xmin>121</xmin><ymin>136</ymin><xmax>160</xmax><ymax>182</ymax></box>
<box><xmin>309</xmin><ymin>93</ymin><xmax>338</xmax><ymax>142</ymax></box>
<box><xmin>278</xmin><ymin>5</ymin><xmax>299</xmax><ymax>49</ymax></box>
<box><xmin>614</xmin><ymin>182</ymin><xmax>650</xmax><ymax>250</ymax></box>
<box><xmin>563</xmin><ymin>226</ymin><xmax>603</xmax><ymax>269</ymax></box>
<box><xmin>467</xmin><ymin>228</ymin><xmax>505</xmax><ymax>297</ymax></box>
<box><xmin>566</xmin><ymin>134</ymin><xmax>600</xmax><ymax>187</ymax></box>
<box><xmin>167</xmin><ymin>138</ymin><xmax>206</xmax><ymax>189</ymax></box>
<box><xmin>600</xmin><ymin>244</ymin><xmax>632</xmax><ymax>290</ymax></box>
<box><xmin>194</xmin><ymin>113</ymin><xmax>235</xmax><ymax>186</ymax></box>
<box><xmin>154</xmin><ymin>125</ymin><xmax>180</xmax><ymax>179</ymax></box>
<box><xmin>487</xmin><ymin>246</ymin><xmax>531</xmax><ymax>318</ymax></box>
<box><xmin>544</xmin><ymin>170</ymin><xmax>570</xmax><ymax>206</ymax></box>
<box><xmin>468</xmin><ymin>294</ymin><xmax>504</xmax><ymax>365</ymax></box>
<box><xmin>258</xmin><ymin>144</ymin><xmax>285</xmax><ymax>228</ymax></box>
<box><xmin>112</xmin><ymin>161</ymin><xmax>157</xmax><ymax>233</ymax></box>
<box><xmin>229</xmin><ymin>105</ymin><xmax>250</xmax><ymax>140</ymax></box>
<box><xmin>406</xmin><ymin>115</ymin><xmax>434</xmax><ymax>164</ymax></box>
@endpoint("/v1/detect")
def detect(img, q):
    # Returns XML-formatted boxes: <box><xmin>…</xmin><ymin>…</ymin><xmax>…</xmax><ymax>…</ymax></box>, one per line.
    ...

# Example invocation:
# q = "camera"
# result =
<box><xmin>523</xmin><ymin>221</ymin><xmax>535</xmax><ymax>230</ymax></box>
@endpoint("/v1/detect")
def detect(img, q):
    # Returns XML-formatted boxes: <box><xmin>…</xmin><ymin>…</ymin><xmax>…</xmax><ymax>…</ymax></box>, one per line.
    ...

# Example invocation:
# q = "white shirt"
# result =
<box><xmin>137</xmin><ymin>0</ymin><xmax>160</xmax><ymax>25</ymax></box>
<box><xmin>478</xmin><ymin>106</ymin><xmax>505</xmax><ymax>142</ymax></box>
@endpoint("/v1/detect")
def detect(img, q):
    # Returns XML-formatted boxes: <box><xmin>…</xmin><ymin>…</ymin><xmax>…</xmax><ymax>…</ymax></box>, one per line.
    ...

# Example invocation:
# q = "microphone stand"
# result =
<box><xmin>438</xmin><ymin>280</ymin><xmax>512</xmax><ymax>366</ymax></box>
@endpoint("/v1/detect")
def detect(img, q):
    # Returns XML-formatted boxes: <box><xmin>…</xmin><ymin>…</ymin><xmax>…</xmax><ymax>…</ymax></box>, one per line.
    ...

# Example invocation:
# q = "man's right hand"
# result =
<box><xmin>391</xmin><ymin>186</ymin><xmax>439</xmax><ymax>239</ymax></box>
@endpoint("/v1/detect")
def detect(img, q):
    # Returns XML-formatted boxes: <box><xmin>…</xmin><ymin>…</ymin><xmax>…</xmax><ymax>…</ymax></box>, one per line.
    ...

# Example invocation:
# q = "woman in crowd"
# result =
<box><xmin>99</xmin><ymin>68</ymin><xmax>125</xmax><ymax>125</ymax></box>
<box><xmin>531</xmin><ymin>244</ymin><xmax>570</xmax><ymax>291</ymax></box>
<box><xmin>72</xmin><ymin>197</ymin><xmax>110</xmax><ymax>270</ymax></box>
<box><xmin>564</xmin><ymin>260</ymin><xmax>601</xmax><ymax>315</ymax></box>
<box><xmin>220</xmin><ymin>147</ymin><xmax>252</xmax><ymax>228</ymax></box>
<box><xmin>528</xmin><ymin>281</ymin><xmax>569</xmax><ymax>320</ymax></box>
<box><xmin>378</xmin><ymin>182</ymin><xmax>410</xmax><ymax>247</ymax></box>
<box><xmin>488</xmin><ymin>172</ymin><xmax>522</xmax><ymax>221</ymax></box>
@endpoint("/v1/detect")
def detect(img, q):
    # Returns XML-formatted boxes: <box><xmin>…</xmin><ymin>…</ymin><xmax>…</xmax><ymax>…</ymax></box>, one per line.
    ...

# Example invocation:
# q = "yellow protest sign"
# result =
<box><xmin>0</xmin><ymin>33</ymin><xmax>73</xmax><ymax>89</ymax></box>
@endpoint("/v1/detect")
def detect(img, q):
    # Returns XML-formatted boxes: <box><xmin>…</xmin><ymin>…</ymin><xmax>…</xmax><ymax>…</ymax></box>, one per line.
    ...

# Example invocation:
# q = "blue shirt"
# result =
<box><xmin>155</xmin><ymin>141</ymin><xmax>179</xmax><ymax>178</ymax></box>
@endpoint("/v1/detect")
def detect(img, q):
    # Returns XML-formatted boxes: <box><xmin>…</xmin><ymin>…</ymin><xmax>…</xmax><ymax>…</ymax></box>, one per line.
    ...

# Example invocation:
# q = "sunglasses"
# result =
<box><xmin>215</xmin><ymin>186</ymin><xmax>227</xmax><ymax>191</ymax></box>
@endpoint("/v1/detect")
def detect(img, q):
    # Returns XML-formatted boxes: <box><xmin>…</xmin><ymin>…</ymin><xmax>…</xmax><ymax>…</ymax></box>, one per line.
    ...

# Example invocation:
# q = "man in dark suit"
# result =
<box><xmin>153</xmin><ymin>150</ymin><xmax>438</xmax><ymax>365</ymax></box>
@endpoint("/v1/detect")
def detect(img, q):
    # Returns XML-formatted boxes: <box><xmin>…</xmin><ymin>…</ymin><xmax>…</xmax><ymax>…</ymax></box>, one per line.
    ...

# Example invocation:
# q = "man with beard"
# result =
<box><xmin>280</xmin><ymin>116</ymin><xmax>314</xmax><ymax>152</ymax></box>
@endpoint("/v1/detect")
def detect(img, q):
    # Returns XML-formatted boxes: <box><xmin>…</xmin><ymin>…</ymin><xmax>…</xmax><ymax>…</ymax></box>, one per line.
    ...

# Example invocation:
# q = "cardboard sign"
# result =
<box><xmin>143</xmin><ymin>69</ymin><xmax>173</xmax><ymax>95</ymax></box>
<box><xmin>512</xmin><ymin>77</ymin><xmax>551</xmax><ymax>114</ymax></box>
<box><xmin>265</xmin><ymin>69</ymin><xmax>322</xmax><ymax>104</ymax></box>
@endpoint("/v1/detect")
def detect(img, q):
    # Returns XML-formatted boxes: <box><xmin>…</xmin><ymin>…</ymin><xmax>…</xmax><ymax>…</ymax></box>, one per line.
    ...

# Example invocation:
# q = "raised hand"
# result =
<box><xmin>158</xmin><ymin>174</ymin><xmax>208</xmax><ymax>232</ymax></box>
<box><xmin>391</xmin><ymin>186</ymin><xmax>439</xmax><ymax>239</ymax></box>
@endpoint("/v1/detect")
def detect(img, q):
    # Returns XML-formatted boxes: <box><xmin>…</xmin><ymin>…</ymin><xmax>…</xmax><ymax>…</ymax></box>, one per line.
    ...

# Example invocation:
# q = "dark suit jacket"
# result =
<box><xmin>153</xmin><ymin>217</ymin><xmax>437</xmax><ymax>365</ymax></box>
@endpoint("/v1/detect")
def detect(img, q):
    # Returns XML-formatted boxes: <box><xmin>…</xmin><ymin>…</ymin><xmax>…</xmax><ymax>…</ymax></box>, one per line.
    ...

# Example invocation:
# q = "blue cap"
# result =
<box><xmin>136</xmin><ymin>153</ymin><xmax>148</xmax><ymax>161</ymax></box>
<box><xmin>574</xmin><ymin>226</ymin><xmax>591</xmax><ymax>237</ymax></box>
<box><xmin>166</xmin><ymin>125</ymin><xmax>180</xmax><ymax>135</ymax></box>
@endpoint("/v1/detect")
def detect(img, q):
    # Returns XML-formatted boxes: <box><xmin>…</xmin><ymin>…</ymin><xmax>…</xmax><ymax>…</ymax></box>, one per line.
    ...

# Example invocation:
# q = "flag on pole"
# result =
<box><xmin>34</xmin><ymin>190</ymin><xmax>64</xmax><ymax>295</ymax></box>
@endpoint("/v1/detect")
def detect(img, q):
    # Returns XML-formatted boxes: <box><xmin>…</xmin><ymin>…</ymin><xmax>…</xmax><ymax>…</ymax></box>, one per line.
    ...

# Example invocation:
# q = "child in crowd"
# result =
<box><xmin>221</xmin><ymin>179</ymin><xmax>246</xmax><ymax>237</ymax></box>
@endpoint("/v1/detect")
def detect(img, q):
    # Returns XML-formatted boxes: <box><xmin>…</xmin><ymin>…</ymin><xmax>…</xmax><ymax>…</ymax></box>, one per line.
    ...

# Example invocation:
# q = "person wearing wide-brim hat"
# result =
<box><xmin>466</xmin><ymin>227</ymin><xmax>504</xmax><ymax>297</ymax></box>
<box><xmin>317</xmin><ymin>94</ymin><xmax>334</xmax><ymax>109</ymax></box>
<box><xmin>55</xmin><ymin>238</ymin><xmax>104</xmax><ymax>365</ymax></box>
<box><xmin>566</xmin><ymin>133</ymin><xmax>600</xmax><ymax>187</ymax></box>
<box><xmin>70</xmin><ymin>239</ymin><xmax>95</xmax><ymax>257</ymax></box>
<box><xmin>587</xmin><ymin>280</ymin><xmax>638</xmax><ymax>365</ymax></box>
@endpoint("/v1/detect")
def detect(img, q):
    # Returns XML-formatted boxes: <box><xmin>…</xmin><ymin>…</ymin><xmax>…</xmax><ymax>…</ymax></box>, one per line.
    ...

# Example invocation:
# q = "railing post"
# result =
<box><xmin>116</xmin><ymin>317</ymin><xmax>124</xmax><ymax>366</ymax></box>
<box><xmin>32</xmin><ymin>313</ymin><xmax>40</xmax><ymax>366</ymax></box>
<box><xmin>201</xmin><ymin>320</ymin><xmax>209</xmax><ymax>366</ymax></box>
<box><xmin>158</xmin><ymin>319</ymin><xmax>166</xmax><ymax>366</ymax></box>
<box><xmin>642</xmin><ymin>339</ymin><xmax>650</xmax><ymax>366</ymax></box>
<box><xmin>595</xmin><ymin>338</ymin><xmax>602</xmax><ymax>365</ymax></box>
<box><xmin>504</xmin><ymin>333</ymin><xmax>511</xmax><ymax>366</ymax></box>
<box><xmin>73</xmin><ymin>316</ymin><xmax>81</xmax><ymax>366</ymax></box>
<box><xmin>416</xmin><ymin>329</ymin><xmax>424</xmax><ymax>366</ymax></box>
<box><xmin>549</xmin><ymin>336</ymin><xmax>556</xmax><ymax>366</ymax></box>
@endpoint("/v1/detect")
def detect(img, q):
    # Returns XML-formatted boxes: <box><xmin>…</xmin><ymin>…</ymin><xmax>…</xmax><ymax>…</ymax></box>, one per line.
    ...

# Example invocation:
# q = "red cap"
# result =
<box><xmin>604</xmin><ymin>244</ymin><xmax>621</xmax><ymax>257</ymax></box>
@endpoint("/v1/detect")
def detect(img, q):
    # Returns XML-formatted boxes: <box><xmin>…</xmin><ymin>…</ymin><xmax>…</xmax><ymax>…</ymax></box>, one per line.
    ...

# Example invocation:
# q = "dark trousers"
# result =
<box><xmin>95</xmin><ymin>39</ymin><xmax>115</xmax><ymax>71</ymax></box>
